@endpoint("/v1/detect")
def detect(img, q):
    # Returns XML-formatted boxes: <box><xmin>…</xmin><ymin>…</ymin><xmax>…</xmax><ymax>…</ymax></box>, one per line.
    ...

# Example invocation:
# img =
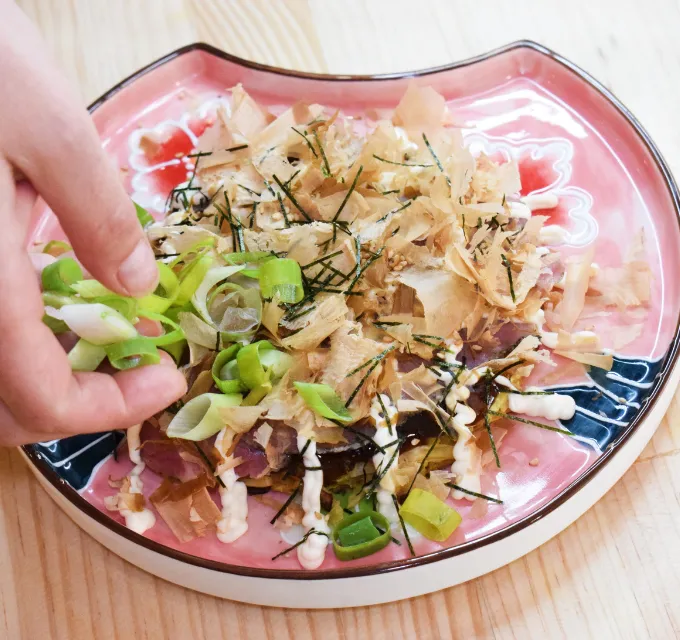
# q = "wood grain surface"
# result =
<box><xmin>7</xmin><ymin>1</ymin><xmax>680</xmax><ymax>638</ymax></box>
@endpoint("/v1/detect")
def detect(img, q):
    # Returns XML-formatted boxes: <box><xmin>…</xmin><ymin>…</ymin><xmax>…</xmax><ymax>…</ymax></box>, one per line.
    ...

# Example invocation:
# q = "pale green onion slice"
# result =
<box><xmin>137</xmin><ymin>310</ymin><xmax>185</xmax><ymax>347</ymax></box>
<box><xmin>68</xmin><ymin>339</ymin><xmax>107</xmax><ymax>372</ymax></box>
<box><xmin>41</xmin><ymin>258</ymin><xmax>83</xmax><ymax>294</ymax></box>
<box><xmin>105</xmin><ymin>337</ymin><xmax>161</xmax><ymax>370</ymax></box>
<box><xmin>293</xmin><ymin>382</ymin><xmax>353</xmax><ymax>423</ymax></box>
<box><xmin>212</xmin><ymin>345</ymin><xmax>246</xmax><ymax>394</ymax></box>
<box><xmin>399</xmin><ymin>488</ymin><xmax>462</xmax><ymax>542</ymax></box>
<box><xmin>42</xmin><ymin>291</ymin><xmax>80</xmax><ymax>309</ymax></box>
<box><xmin>43</xmin><ymin>314</ymin><xmax>69</xmax><ymax>334</ymax></box>
<box><xmin>258</xmin><ymin>258</ymin><xmax>303</xmax><ymax>303</ymax></box>
<box><xmin>259</xmin><ymin>348</ymin><xmax>294</xmax><ymax>380</ymax></box>
<box><xmin>191</xmin><ymin>265</ymin><xmax>245</xmax><ymax>325</ymax></box>
<box><xmin>93</xmin><ymin>295</ymin><xmax>138</xmax><ymax>322</ymax></box>
<box><xmin>134</xmin><ymin>201</ymin><xmax>154</xmax><ymax>228</ymax></box>
<box><xmin>223</xmin><ymin>251</ymin><xmax>275</xmax><ymax>265</ymax></box>
<box><xmin>138</xmin><ymin>262</ymin><xmax>179</xmax><ymax>314</ymax></box>
<box><xmin>175</xmin><ymin>253</ymin><xmax>214</xmax><ymax>306</ymax></box>
<box><xmin>242</xmin><ymin>380</ymin><xmax>272</xmax><ymax>406</ymax></box>
<box><xmin>58</xmin><ymin>303</ymin><xmax>138</xmax><ymax>345</ymax></box>
<box><xmin>236</xmin><ymin>340</ymin><xmax>275</xmax><ymax>390</ymax></box>
<box><xmin>166</xmin><ymin>393</ymin><xmax>243</xmax><ymax>441</ymax></box>
<box><xmin>161</xmin><ymin>339</ymin><xmax>186</xmax><ymax>363</ymax></box>
<box><xmin>71</xmin><ymin>279</ymin><xmax>114</xmax><ymax>299</ymax></box>
<box><xmin>43</xmin><ymin>240</ymin><xmax>72</xmax><ymax>257</ymax></box>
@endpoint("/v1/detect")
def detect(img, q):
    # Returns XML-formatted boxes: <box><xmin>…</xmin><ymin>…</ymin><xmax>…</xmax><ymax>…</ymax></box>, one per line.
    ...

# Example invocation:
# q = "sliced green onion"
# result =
<box><xmin>134</xmin><ymin>201</ymin><xmax>154</xmax><ymax>228</ymax></box>
<box><xmin>41</xmin><ymin>258</ymin><xmax>83</xmax><ymax>294</ymax></box>
<box><xmin>258</xmin><ymin>258</ymin><xmax>303</xmax><ymax>303</ymax></box>
<box><xmin>166</xmin><ymin>393</ymin><xmax>242</xmax><ymax>441</ymax></box>
<box><xmin>58</xmin><ymin>303</ymin><xmax>138</xmax><ymax>345</ymax></box>
<box><xmin>43</xmin><ymin>313</ymin><xmax>69</xmax><ymax>334</ymax></box>
<box><xmin>67</xmin><ymin>339</ymin><xmax>107</xmax><ymax>371</ymax></box>
<box><xmin>104</xmin><ymin>337</ymin><xmax>161</xmax><ymax>370</ymax></box>
<box><xmin>138</xmin><ymin>262</ymin><xmax>179</xmax><ymax>314</ymax></box>
<box><xmin>223</xmin><ymin>251</ymin><xmax>275</xmax><ymax>265</ymax></box>
<box><xmin>71</xmin><ymin>279</ymin><xmax>114</xmax><ymax>298</ymax></box>
<box><xmin>356</xmin><ymin>493</ymin><xmax>377</xmax><ymax>514</ymax></box>
<box><xmin>42</xmin><ymin>292</ymin><xmax>79</xmax><ymax>309</ymax></box>
<box><xmin>242</xmin><ymin>380</ymin><xmax>272</xmax><ymax>406</ymax></box>
<box><xmin>43</xmin><ymin>240</ymin><xmax>72</xmax><ymax>257</ymax></box>
<box><xmin>332</xmin><ymin>511</ymin><xmax>391</xmax><ymax>561</ymax></box>
<box><xmin>212</xmin><ymin>345</ymin><xmax>246</xmax><ymax>394</ymax></box>
<box><xmin>399</xmin><ymin>488</ymin><xmax>461</xmax><ymax>542</ymax></box>
<box><xmin>175</xmin><ymin>253</ymin><xmax>214</xmax><ymax>306</ymax></box>
<box><xmin>236</xmin><ymin>340</ymin><xmax>274</xmax><ymax>390</ymax></box>
<box><xmin>294</xmin><ymin>382</ymin><xmax>353</xmax><ymax>424</ymax></box>
<box><xmin>191</xmin><ymin>265</ymin><xmax>245</xmax><ymax>325</ymax></box>
<box><xmin>161</xmin><ymin>338</ymin><xmax>186</xmax><ymax>363</ymax></box>
<box><xmin>137</xmin><ymin>310</ymin><xmax>185</xmax><ymax>347</ymax></box>
<box><xmin>258</xmin><ymin>348</ymin><xmax>294</xmax><ymax>380</ymax></box>
<box><xmin>93</xmin><ymin>295</ymin><xmax>137</xmax><ymax>322</ymax></box>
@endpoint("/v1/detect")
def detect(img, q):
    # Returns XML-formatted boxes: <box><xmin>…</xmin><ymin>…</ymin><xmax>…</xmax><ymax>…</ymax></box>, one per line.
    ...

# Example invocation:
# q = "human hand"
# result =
<box><xmin>0</xmin><ymin>4</ymin><xmax>187</xmax><ymax>445</ymax></box>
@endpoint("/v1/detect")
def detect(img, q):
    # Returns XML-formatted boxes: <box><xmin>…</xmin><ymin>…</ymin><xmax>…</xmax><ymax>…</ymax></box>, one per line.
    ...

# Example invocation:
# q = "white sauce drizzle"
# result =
<box><xmin>370</xmin><ymin>394</ymin><xmax>400</xmax><ymax>530</ymax></box>
<box><xmin>214</xmin><ymin>428</ymin><xmax>248</xmax><ymax>543</ymax></box>
<box><xmin>538</xmin><ymin>224</ymin><xmax>570</xmax><ymax>246</ymax></box>
<box><xmin>449</xmin><ymin>404</ymin><xmax>481</xmax><ymax>501</ymax></box>
<box><xmin>297</xmin><ymin>435</ymin><xmax>330</xmax><ymax>570</ymax></box>
<box><xmin>508</xmin><ymin>392</ymin><xmax>576</xmax><ymax>421</ymax></box>
<box><xmin>121</xmin><ymin>424</ymin><xmax>156</xmax><ymax>534</ymax></box>
<box><xmin>530</xmin><ymin>308</ymin><xmax>598</xmax><ymax>350</ymax></box>
<box><xmin>522</xmin><ymin>192</ymin><xmax>559</xmax><ymax>211</ymax></box>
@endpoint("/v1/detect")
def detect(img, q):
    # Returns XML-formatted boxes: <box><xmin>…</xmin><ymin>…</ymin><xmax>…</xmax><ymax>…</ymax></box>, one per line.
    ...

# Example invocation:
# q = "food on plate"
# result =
<box><xmin>37</xmin><ymin>83</ymin><xmax>650</xmax><ymax>569</ymax></box>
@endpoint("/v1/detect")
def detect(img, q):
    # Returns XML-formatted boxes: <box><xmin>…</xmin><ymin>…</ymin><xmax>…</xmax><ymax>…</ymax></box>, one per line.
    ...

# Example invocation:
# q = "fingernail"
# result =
<box><xmin>118</xmin><ymin>239</ymin><xmax>158</xmax><ymax>296</ymax></box>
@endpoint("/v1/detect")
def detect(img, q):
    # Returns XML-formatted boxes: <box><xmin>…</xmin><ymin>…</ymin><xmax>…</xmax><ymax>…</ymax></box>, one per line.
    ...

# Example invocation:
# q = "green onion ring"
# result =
<box><xmin>104</xmin><ymin>337</ymin><xmax>161</xmax><ymax>370</ymax></box>
<box><xmin>332</xmin><ymin>510</ymin><xmax>391</xmax><ymax>561</ymax></box>
<box><xmin>41</xmin><ymin>258</ymin><xmax>83</xmax><ymax>294</ymax></box>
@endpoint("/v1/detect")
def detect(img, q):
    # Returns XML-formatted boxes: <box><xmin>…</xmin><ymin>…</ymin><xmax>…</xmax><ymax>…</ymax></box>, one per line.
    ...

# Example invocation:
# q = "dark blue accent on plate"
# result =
<box><xmin>31</xmin><ymin>430</ymin><xmax>124</xmax><ymax>491</ymax></box>
<box><xmin>547</xmin><ymin>355</ymin><xmax>663</xmax><ymax>450</ymax></box>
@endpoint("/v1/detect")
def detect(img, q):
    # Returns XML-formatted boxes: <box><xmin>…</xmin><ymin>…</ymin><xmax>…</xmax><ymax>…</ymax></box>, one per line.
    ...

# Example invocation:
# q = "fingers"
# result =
<box><xmin>0</xmin><ymin>3</ymin><xmax>158</xmax><ymax>297</ymax></box>
<box><xmin>0</xmin><ymin>162</ymin><xmax>187</xmax><ymax>445</ymax></box>
<box><xmin>0</xmin><ymin>354</ymin><xmax>186</xmax><ymax>446</ymax></box>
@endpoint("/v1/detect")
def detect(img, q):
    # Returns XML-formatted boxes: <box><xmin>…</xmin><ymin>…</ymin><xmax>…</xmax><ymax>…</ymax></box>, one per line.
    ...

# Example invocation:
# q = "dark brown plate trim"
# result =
<box><xmin>23</xmin><ymin>40</ymin><xmax>680</xmax><ymax>581</ymax></box>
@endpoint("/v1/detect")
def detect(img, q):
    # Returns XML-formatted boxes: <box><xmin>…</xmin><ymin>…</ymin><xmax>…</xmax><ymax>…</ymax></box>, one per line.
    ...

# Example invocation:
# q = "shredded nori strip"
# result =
<box><xmin>422</xmin><ymin>133</ymin><xmax>451</xmax><ymax>186</ymax></box>
<box><xmin>446</xmin><ymin>483</ymin><xmax>503</xmax><ymax>504</ymax></box>
<box><xmin>405</xmin><ymin>434</ymin><xmax>442</xmax><ymax>496</ymax></box>
<box><xmin>273</xmin><ymin>174</ymin><xmax>313</xmax><ymax>222</ymax></box>
<box><xmin>193</xmin><ymin>443</ymin><xmax>226</xmax><ymax>489</ymax></box>
<box><xmin>270</xmin><ymin>482</ymin><xmax>302</xmax><ymax>525</ymax></box>
<box><xmin>291</xmin><ymin>127</ymin><xmax>318</xmax><ymax>157</ymax></box>
<box><xmin>393</xmin><ymin>495</ymin><xmax>415</xmax><ymax>557</ymax></box>
<box><xmin>487</xmin><ymin>410</ymin><xmax>574</xmax><ymax>435</ymax></box>
<box><xmin>271</xmin><ymin>529</ymin><xmax>329</xmax><ymax>561</ymax></box>
<box><xmin>373</xmin><ymin>154</ymin><xmax>433</xmax><ymax>168</ymax></box>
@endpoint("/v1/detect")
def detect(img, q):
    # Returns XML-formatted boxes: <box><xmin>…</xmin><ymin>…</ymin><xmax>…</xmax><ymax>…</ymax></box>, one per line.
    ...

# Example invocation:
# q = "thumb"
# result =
<box><xmin>0</xmin><ymin>4</ymin><xmax>158</xmax><ymax>297</ymax></box>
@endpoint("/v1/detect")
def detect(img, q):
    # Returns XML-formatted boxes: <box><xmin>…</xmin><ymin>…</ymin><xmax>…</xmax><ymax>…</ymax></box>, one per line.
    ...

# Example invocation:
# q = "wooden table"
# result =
<box><xmin>7</xmin><ymin>1</ymin><xmax>680</xmax><ymax>638</ymax></box>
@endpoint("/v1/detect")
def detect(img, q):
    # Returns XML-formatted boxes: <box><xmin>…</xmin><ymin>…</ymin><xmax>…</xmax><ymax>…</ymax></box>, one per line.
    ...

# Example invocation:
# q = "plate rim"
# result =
<box><xmin>22</xmin><ymin>39</ymin><xmax>680</xmax><ymax>581</ymax></box>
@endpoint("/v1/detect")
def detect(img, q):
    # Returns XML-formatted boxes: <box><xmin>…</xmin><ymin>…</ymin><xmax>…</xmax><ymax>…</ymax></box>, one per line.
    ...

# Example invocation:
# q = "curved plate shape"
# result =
<box><xmin>21</xmin><ymin>41</ymin><xmax>680</xmax><ymax>607</ymax></box>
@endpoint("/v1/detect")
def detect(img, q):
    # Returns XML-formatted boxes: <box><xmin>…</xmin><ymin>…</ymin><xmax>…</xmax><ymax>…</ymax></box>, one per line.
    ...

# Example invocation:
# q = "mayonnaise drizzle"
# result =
<box><xmin>214</xmin><ymin>427</ymin><xmax>248</xmax><ymax>543</ymax></box>
<box><xmin>449</xmin><ymin>403</ymin><xmax>482</xmax><ymax>501</ymax></box>
<box><xmin>530</xmin><ymin>308</ymin><xmax>598</xmax><ymax>351</ymax></box>
<box><xmin>508</xmin><ymin>392</ymin><xmax>576</xmax><ymax>421</ymax></box>
<box><xmin>121</xmin><ymin>424</ymin><xmax>156</xmax><ymax>534</ymax></box>
<box><xmin>297</xmin><ymin>435</ymin><xmax>330</xmax><ymax>569</ymax></box>
<box><xmin>370</xmin><ymin>394</ymin><xmax>400</xmax><ymax>530</ymax></box>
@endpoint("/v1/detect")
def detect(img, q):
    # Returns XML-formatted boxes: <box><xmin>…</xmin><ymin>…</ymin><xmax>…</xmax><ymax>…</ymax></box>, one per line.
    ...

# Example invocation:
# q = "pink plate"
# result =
<box><xmin>21</xmin><ymin>41</ymin><xmax>680</xmax><ymax>606</ymax></box>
